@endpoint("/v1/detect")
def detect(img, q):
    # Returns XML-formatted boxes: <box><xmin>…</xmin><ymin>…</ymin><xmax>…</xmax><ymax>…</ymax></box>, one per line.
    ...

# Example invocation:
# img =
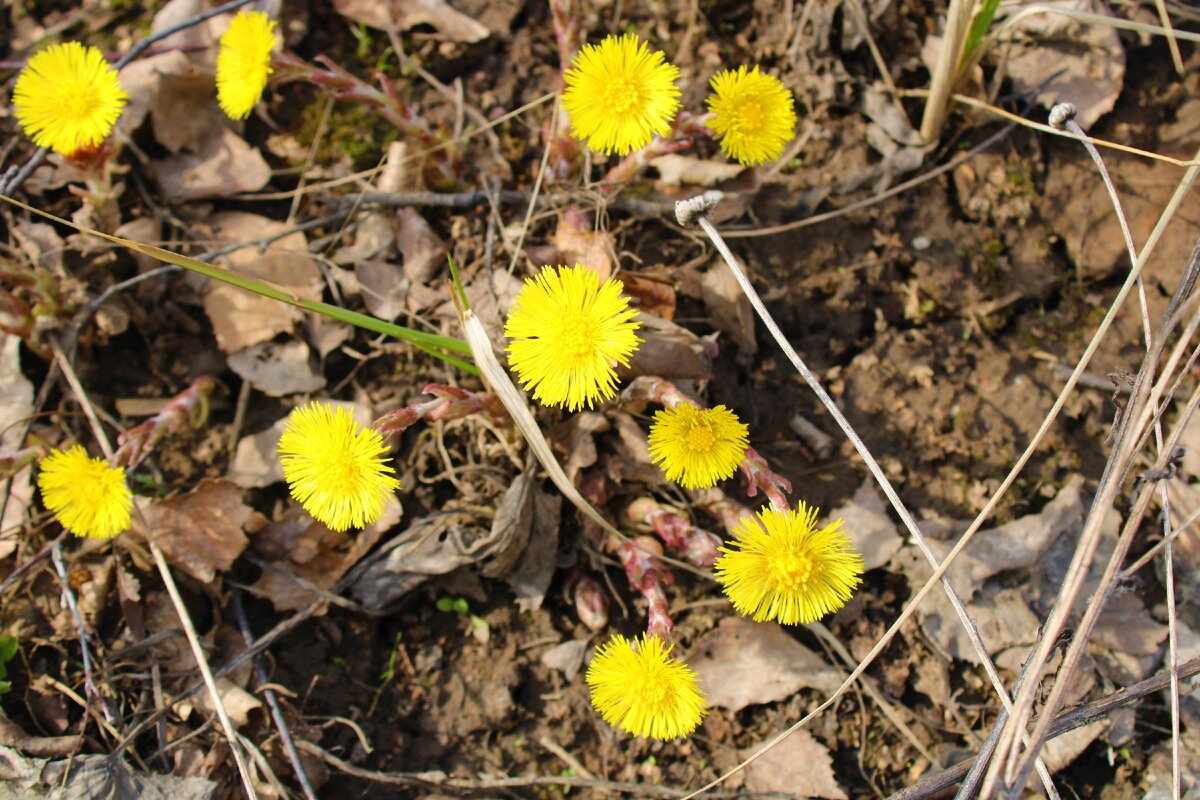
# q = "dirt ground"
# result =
<box><xmin>1</xmin><ymin>0</ymin><xmax>1199</xmax><ymax>798</ymax></box>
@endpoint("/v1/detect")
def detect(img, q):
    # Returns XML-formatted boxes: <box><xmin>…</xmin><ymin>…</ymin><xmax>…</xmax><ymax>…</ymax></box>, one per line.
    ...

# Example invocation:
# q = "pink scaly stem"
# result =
<box><xmin>113</xmin><ymin>376</ymin><xmax>216</xmax><ymax>468</ymax></box>
<box><xmin>617</xmin><ymin>535</ymin><xmax>674</xmax><ymax>640</ymax></box>
<box><xmin>740</xmin><ymin>445</ymin><xmax>792</xmax><ymax>510</ymax></box>
<box><xmin>373</xmin><ymin>383</ymin><xmax>506</xmax><ymax>444</ymax></box>
<box><xmin>625</xmin><ymin>497</ymin><xmax>721</xmax><ymax>568</ymax></box>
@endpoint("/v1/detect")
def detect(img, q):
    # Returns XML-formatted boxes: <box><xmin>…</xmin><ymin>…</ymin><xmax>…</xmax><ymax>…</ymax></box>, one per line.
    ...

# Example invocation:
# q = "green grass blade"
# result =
<box><xmin>0</xmin><ymin>194</ymin><xmax>477</xmax><ymax>374</ymax></box>
<box><xmin>962</xmin><ymin>0</ymin><xmax>1002</xmax><ymax>63</ymax></box>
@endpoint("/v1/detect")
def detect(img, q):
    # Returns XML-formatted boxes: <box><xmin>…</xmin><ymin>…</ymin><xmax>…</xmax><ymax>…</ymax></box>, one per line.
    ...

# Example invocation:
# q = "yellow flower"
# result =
<box><xmin>706</xmin><ymin>65</ymin><xmax>796</xmax><ymax>166</ymax></box>
<box><xmin>647</xmin><ymin>404</ymin><xmax>748</xmax><ymax>490</ymax></box>
<box><xmin>715</xmin><ymin>502</ymin><xmax>863</xmax><ymax>624</ymax></box>
<box><xmin>586</xmin><ymin>633</ymin><xmax>706</xmax><ymax>740</ymax></box>
<box><xmin>562</xmin><ymin>33</ymin><xmax>681</xmax><ymax>156</ymax></box>
<box><xmin>37</xmin><ymin>446</ymin><xmax>131</xmax><ymax>540</ymax></box>
<box><xmin>216</xmin><ymin>10</ymin><xmax>278</xmax><ymax>120</ymax></box>
<box><xmin>504</xmin><ymin>264</ymin><xmax>642</xmax><ymax>411</ymax></box>
<box><xmin>277</xmin><ymin>402</ymin><xmax>399</xmax><ymax>531</ymax></box>
<box><xmin>12</xmin><ymin>42</ymin><xmax>128</xmax><ymax>156</ymax></box>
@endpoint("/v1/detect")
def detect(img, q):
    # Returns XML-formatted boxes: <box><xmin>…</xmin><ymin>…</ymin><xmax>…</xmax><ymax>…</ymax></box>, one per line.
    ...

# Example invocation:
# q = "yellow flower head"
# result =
<box><xmin>277</xmin><ymin>402</ymin><xmax>399</xmax><ymax>532</ymax></box>
<box><xmin>647</xmin><ymin>404</ymin><xmax>749</xmax><ymax>490</ymax></box>
<box><xmin>715</xmin><ymin>502</ymin><xmax>864</xmax><ymax>625</ymax></box>
<box><xmin>586</xmin><ymin>633</ymin><xmax>706</xmax><ymax>740</ymax></box>
<box><xmin>706</xmin><ymin>65</ymin><xmax>797</xmax><ymax>166</ymax></box>
<box><xmin>504</xmin><ymin>264</ymin><xmax>642</xmax><ymax>411</ymax></box>
<box><xmin>562</xmin><ymin>33</ymin><xmax>681</xmax><ymax>156</ymax></box>
<box><xmin>37</xmin><ymin>446</ymin><xmax>131</xmax><ymax>540</ymax></box>
<box><xmin>12</xmin><ymin>42</ymin><xmax>128</xmax><ymax>156</ymax></box>
<box><xmin>216</xmin><ymin>10</ymin><xmax>278</xmax><ymax>120</ymax></box>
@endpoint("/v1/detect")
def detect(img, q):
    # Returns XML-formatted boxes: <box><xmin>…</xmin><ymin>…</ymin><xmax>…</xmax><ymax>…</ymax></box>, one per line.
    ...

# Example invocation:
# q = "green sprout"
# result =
<box><xmin>0</xmin><ymin>636</ymin><xmax>19</xmax><ymax>696</ymax></box>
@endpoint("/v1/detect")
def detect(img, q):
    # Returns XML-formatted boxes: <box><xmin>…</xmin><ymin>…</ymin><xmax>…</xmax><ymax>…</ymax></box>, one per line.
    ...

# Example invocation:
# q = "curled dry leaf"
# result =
<box><xmin>741</xmin><ymin>729</ymin><xmax>848</xmax><ymax>800</ymax></box>
<box><xmin>226</xmin><ymin>339</ymin><xmax>326</xmax><ymax>397</ymax></box>
<box><xmin>0</xmin><ymin>335</ymin><xmax>34</xmax><ymax>559</ymax></box>
<box><xmin>688</xmin><ymin>616</ymin><xmax>841</xmax><ymax>711</ymax></box>
<box><xmin>251</xmin><ymin>499</ymin><xmax>403</xmax><ymax>612</ymax></box>
<box><xmin>553</xmin><ymin>206</ymin><xmax>614</xmax><ymax>280</ymax></box>
<box><xmin>203</xmin><ymin>211</ymin><xmax>323</xmax><ymax>352</ymax></box>
<box><xmin>155</xmin><ymin>128</ymin><xmax>271</xmax><ymax>202</ymax></box>
<box><xmin>141</xmin><ymin>479</ymin><xmax>251</xmax><ymax>583</ymax></box>
<box><xmin>332</xmin><ymin>0</ymin><xmax>488</xmax><ymax>43</ymax></box>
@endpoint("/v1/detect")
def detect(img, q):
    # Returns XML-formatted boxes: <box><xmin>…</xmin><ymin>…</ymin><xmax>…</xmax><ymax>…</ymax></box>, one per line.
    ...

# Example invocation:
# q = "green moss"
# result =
<box><xmin>293</xmin><ymin>100</ymin><xmax>397</xmax><ymax>171</ymax></box>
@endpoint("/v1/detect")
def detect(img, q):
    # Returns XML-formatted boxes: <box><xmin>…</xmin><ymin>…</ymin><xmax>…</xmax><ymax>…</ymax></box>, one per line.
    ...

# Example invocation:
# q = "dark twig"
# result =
<box><xmin>233</xmin><ymin>590</ymin><xmax>319</xmax><ymax>800</ymax></box>
<box><xmin>888</xmin><ymin>654</ymin><xmax>1200</xmax><ymax>800</ymax></box>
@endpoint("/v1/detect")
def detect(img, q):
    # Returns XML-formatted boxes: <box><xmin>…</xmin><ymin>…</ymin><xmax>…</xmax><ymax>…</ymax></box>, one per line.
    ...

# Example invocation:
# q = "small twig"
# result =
<box><xmin>49</xmin><ymin>540</ymin><xmax>116</xmax><ymax>726</ymax></box>
<box><xmin>233</xmin><ymin>590</ymin><xmax>319</xmax><ymax>800</ymax></box>
<box><xmin>889</xmin><ymin>654</ymin><xmax>1200</xmax><ymax>800</ymax></box>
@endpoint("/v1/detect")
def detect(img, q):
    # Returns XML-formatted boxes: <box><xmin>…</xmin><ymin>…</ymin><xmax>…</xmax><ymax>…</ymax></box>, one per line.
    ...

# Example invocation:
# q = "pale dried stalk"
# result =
<box><xmin>979</xmin><ymin>142</ymin><xmax>1200</xmax><ymax>797</ymax></box>
<box><xmin>676</xmin><ymin>196</ymin><xmax>1056</xmax><ymax>798</ymax></box>
<box><xmin>918</xmin><ymin>0</ymin><xmax>976</xmax><ymax>142</ymax></box>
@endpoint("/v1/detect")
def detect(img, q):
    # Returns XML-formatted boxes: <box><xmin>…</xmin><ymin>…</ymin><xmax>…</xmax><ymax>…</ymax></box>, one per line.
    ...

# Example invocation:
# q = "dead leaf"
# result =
<box><xmin>0</xmin><ymin>750</ymin><xmax>217</xmax><ymax>800</ymax></box>
<box><xmin>541</xmin><ymin>639</ymin><xmax>588</xmax><ymax>681</ymax></box>
<box><xmin>620</xmin><ymin>272</ymin><xmax>676</xmax><ymax>320</ymax></box>
<box><xmin>1042</xmin><ymin>720</ymin><xmax>1107</xmax><ymax>773</ymax></box>
<box><xmin>149</xmin><ymin>0</ymin><xmax>223</xmax><ymax>69</ymax></box>
<box><xmin>396</xmin><ymin>208</ymin><xmax>445</xmax><ymax>282</ymax></box>
<box><xmin>117</xmin><ymin>50</ymin><xmax>193</xmax><ymax>138</ymax></box>
<box><xmin>651</xmin><ymin>154</ymin><xmax>745</xmax><ymax>188</ymax></box>
<box><xmin>227</xmin><ymin>419</ymin><xmax>287</xmax><ymax>488</ymax></box>
<box><xmin>830</xmin><ymin>480</ymin><xmax>903</xmax><ymax>571</ymax></box>
<box><xmin>151</xmin><ymin>67</ymin><xmax>229</xmax><ymax>154</ymax></box>
<box><xmin>688</xmin><ymin>617</ymin><xmax>842</xmax><ymax>711</ymax></box>
<box><xmin>251</xmin><ymin>499</ymin><xmax>402</xmax><ymax>612</ymax></box>
<box><xmin>741</xmin><ymin>729</ymin><xmax>847</xmax><ymax>800</ymax></box>
<box><xmin>141</xmin><ymin>479</ymin><xmax>251</xmax><ymax>582</ymax></box>
<box><xmin>1000</xmin><ymin>0</ymin><xmax>1125</xmax><ymax>129</ymax></box>
<box><xmin>623</xmin><ymin>313</ymin><xmax>714</xmax><ymax>381</ymax></box>
<box><xmin>155</xmin><ymin>128</ymin><xmax>271</xmax><ymax>201</ymax></box>
<box><xmin>227</xmin><ymin>340</ymin><xmax>326</xmax><ymax>397</ymax></box>
<box><xmin>355</xmin><ymin>259</ymin><xmax>407</xmax><ymax>321</ymax></box>
<box><xmin>481</xmin><ymin>471</ymin><xmax>535</xmax><ymax>578</ymax></box>
<box><xmin>697</xmin><ymin>257</ymin><xmax>757</xmax><ymax>357</ymax></box>
<box><xmin>332</xmin><ymin>0</ymin><xmax>489</xmax><ymax>42</ymax></box>
<box><xmin>553</xmin><ymin>207</ymin><xmax>614</xmax><ymax>279</ymax></box>
<box><xmin>0</xmin><ymin>335</ymin><xmax>34</xmax><ymax>559</ymax></box>
<box><xmin>504</xmin><ymin>486</ymin><xmax>562</xmax><ymax>611</ymax></box>
<box><xmin>203</xmin><ymin>212</ymin><xmax>322</xmax><ymax>352</ymax></box>
<box><xmin>553</xmin><ymin>412</ymin><xmax>610</xmax><ymax>483</ymax></box>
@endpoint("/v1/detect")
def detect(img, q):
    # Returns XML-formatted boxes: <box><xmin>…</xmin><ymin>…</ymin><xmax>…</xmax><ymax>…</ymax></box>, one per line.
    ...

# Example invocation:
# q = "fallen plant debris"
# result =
<box><xmin>0</xmin><ymin>0</ymin><xmax>1198</xmax><ymax>797</ymax></box>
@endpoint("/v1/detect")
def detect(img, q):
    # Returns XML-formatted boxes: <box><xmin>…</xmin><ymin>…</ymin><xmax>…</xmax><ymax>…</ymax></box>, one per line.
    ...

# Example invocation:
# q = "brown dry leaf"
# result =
<box><xmin>651</xmin><ymin>154</ymin><xmax>745</xmax><ymax>188</ymax></box>
<box><xmin>117</xmin><ymin>50</ymin><xmax>193</xmax><ymax>138</ymax></box>
<box><xmin>332</xmin><ymin>0</ymin><xmax>488</xmax><ymax>42</ymax></box>
<box><xmin>226</xmin><ymin>340</ymin><xmax>326</xmax><ymax>397</ymax></box>
<box><xmin>678</xmin><ymin>256</ymin><xmax>757</xmax><ymax>357</ymax></box>
<box><xmin>155</xmin><ymin>128</ymin><xmax>271</xmax><ymax>201</ymax></box>
<box><xmin>396</xmin><ymin>208</ymin><xmax>445</xmax><ymax>283</ymax></box>
<box><xmin>553</xmin><ymin>207</ymin><xmax>614</xmax><ymax>278</ymax></box>
<box><xmin>623</xmin><ymin>313</ymin><xmax>714</xmax><ymax>381</ymax></box>
<box><xmin>481</xmin><ymin>471</ymin><xmax>535</xmax><ymax>578</ymax></box>
<box><xmin>149</xmin><ymin>0</ymin><xmax>223</xmax><ymax>69</ymax></box>
<box><xmin>436</xmin><ymin>268</ymin><xmax>523</xmax><ymax>346</ymax></box>
<box><xmin>830</xmin><ymin>479</ymin><xmax>903</xmax><ymax>571</ymax></box>
<box><xmin>0</xmin><ymin>335</ymin><xmax>34</xmax><ymax>559</ymax></box>
<box><xmin>151</xmin><ymin>67</ymin><xmax>229</xmax><ymax>154</ymax></box>
<box><xmin>607</xmin><ymin>410</ymin><xmax>664</xmax><ymax>486</ymax></box>
<box><xmin>0</xmin><ymin>751</ymin><xmax>218</xmax><ymax>800</ymax></box>
<box><xmin>203</xmin><ymin>211</ymin><xmax>322</xmax><ymax>352</ymax></box>
<box><xmin>741</xmin><ymin>729</ymin><xmax>847</xmax><ymax>800</ymax></box>
<box><xmin>688</xmin><ymin>617</ymin><xmax>842</xmax><ymax>711</ymax></box>
<box><xmin>553</xmin><ymin>412</ymin><xmax>609</xmax><ymax>483</ymax></box>
<box><xmin>541</xmin><ymin>639</ymin><xmax>588</xmax><ymax>680</ymax></box>
<box><xmin>141</xmin><ymin>479</ymin><xmax>251</xmax><ymax>582</ymax></box>
<box><xmin>620</xmin><ymin>272</ymin><xmax>676</xmax><ymax>320</ymax></box>
<box><xmin>50</xmin><ymin>558</ymin><xmax>114</xmax><ymax>641</ymax></box>
<box><xmin>1000</xmin><ymin>0</ymin><xmax>1124</xmax><ymax>129</ymax></box>
<box><xmin>355</xmin><ymin>259</ymin><xmax>406</xmax><ymax>321</ymax></box>
<box><xmin>251</xmin><ymin>499</ymin><xmax>402</xmax><ymax>612</ymax></box>
<box><xmin>503</xmin><ymin>485</ymin><xmax>561</xmax><ymax>611</ymax></box>
<box><xmin>227</xmin><ymin>418</ymin><xmax>287</xmax><ymax>488</ymax></box>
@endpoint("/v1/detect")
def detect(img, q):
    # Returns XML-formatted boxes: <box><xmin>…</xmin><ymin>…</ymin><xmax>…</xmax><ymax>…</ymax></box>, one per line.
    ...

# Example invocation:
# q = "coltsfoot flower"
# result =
<box><xmin>277</xmin><ymin>402</ymin><xmax>399</xmax><ymax>531</ymax></box>
<box><xmin>586</xmin><ymin>633</ymin><xmax>706</xmax><ymax>740</ymax></box>
<box><xmin>647</xmin><ymin>404</ymin><xmax>749</xmax><ymax>490</ymax></box>
<box><xmin>12</xmin><ymin>42</ymin><xmax>128</xmax><ymax>156</ymax></box>
<box><xmin>715</xmin><ymin>502</ymin><xmax>864</xmax><ymax>624</ymax></box>
<box><xmin>706</xmin><ymin>65</ymin><xmax>796</xmax><ymax>165</ymax></box>
<box><xmin>562</xmin><ymin>33</ymin><xmax>681</xmax><ymax>156</ymax></box>
<box><xmin>216</xmin><ymin>10</ymin><xmax>278</xmax><ymax>120</ymax></box>
<box><xmin>37</xmin><ymin>446</ymin><xmax>132</xmax><ymax>539</ymax></box>
<box><xmin>504</xmin><ymin>264</ymin><xmax>641</xmax><ymax>411</ymax></box>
